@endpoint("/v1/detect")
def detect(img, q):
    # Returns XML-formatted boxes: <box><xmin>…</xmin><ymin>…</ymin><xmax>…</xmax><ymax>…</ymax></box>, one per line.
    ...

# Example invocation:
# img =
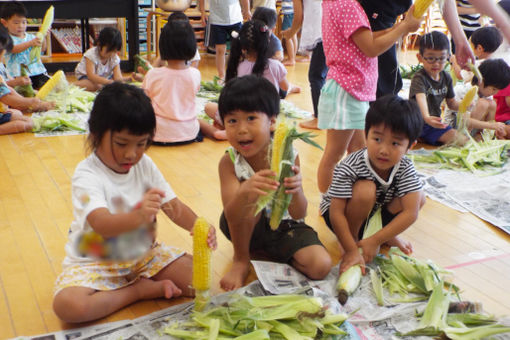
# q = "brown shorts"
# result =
<box><xmin>220</xmin><ymin>211</ymin><xmax>325</xmax><ymax>263</ymax></box>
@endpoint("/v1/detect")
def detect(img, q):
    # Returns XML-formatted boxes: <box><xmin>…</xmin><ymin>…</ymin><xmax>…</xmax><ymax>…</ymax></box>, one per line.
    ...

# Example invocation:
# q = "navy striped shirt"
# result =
<box><xmin>320</xmin><ymin>148</ymin><xmax>422</xmax><ymax>215</ymax></box>
<box><xmin>457</xmin><ymin>0</ymin><xmax>481</xmax><ymax>33</ymax></box>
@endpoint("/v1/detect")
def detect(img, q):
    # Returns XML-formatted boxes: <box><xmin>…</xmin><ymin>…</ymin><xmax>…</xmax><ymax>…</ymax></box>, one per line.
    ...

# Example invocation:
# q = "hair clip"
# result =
<box><xmin>260</xmin><ymin>25</ymin><xmax>268</xmax><ymax>33</ymax></box>
<box><xmin>231</xmin><ymin>31</ymin><xmax>239</xmax><ymax>39</ymax></box>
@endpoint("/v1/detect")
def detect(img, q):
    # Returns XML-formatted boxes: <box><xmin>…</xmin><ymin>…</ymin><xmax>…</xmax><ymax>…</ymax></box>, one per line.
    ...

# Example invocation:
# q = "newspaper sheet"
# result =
<box><xmin>415</xmin><ymin>161</ymin><xmax>510</xmax><ymax>234</ymax></box>
<box><xmin>252</xmin><ymin>260</ymin><xmax>510</xmax><ymax>340</ymax></box>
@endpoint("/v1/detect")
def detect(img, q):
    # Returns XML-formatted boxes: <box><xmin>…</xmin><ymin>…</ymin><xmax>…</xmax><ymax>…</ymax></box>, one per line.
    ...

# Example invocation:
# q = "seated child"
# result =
<box><xmin>495</xmin><ymin>83</ymin><xmax>510</xmax><ymax>128</ymax></box>
<box><xmin>74</xmin><ymin>27</ymin><xmax>130</xmax><ymax>92</ymax></box>
<box><xmin>52</xmin><ymin>83</ymin><xmax>216</xmax><ymax>323</ymax></box>
<box><xmin>217</xmin><ymin>75</ymin><xmax>331</xmax><ymax>291</ymax></box>
<box><xmin>410</xmin><ymin>31</ymin><xmax>465</xmax><ymax>145</ymax></box>
<box><xmin>143</xmin><ymin>13</ymin><xmax>223</xmax><ymax>144</ymax></box>
<box><xmin>0</xmin><ymin>1</ymin><xmax>51</xmax><ymax>89</ymax></box>
<box><xmin>320</xmin><ymin>95</ymin><xmax>425</xmax><ymax>274</ymax></box>
<box><xmin>445</xmin><ymin>59</ymin><xmax>510</xmax><ymax>139</ymax></box>
<box><xmin>0</xmin><ymin>26</ymin><xmax>53</xmax><ymax>120</ymax></box>
<box><xmin>450</xmin><ymin>26</ymin><xmax>504</xmax><ymax>81</ymax></box>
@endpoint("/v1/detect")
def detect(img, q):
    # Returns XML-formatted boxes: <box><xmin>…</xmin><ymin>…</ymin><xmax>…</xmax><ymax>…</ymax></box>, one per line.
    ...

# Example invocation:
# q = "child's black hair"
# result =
<box><xmin>226</xmin><ymin>19</ymin><xmax>269</xmax><ymax>82</ymax></box>
<box><xmin>365</xmin><ymin>95</ymin><xmax>424</xmax><ymax>146</ymax></box>
<box><xmin>218</xmin><ymin>75</ymin><xmax>279</xmax><ymax>121</ymax></box>
<box><xmin>0</xmin><ymin>1</ymin><xmax>27</xmax><ymax>20</ymax></box>
<box><xmin>159</xmin><ymin>14</ymin><xmax>196</xmax><ymax>61</ymax></box>
<box><xmin>470</xmin><ymin>26</ymin><xmax>503</xmax><ymax>53</ymax></box>
<box><xmin>472</xmin><ymin>58</ymin><xmax>510</xmax><ymax>90</ymax></box>
<box><xmin>96</xmin><ymin>27</ymin><xmax>122</xmax><ymax>53</ymax></box>
<box><xmin>418</xmin><ymin>31</ymin><xmax>450</xmax><ymax>55</ymax></box>
<box><xmin>252</xmin><ymin>7</ymin><xmax>277</xmax><ymax>29</ymax></box>
<box><xmin>167</xmin><ymin>11</ymin><xmax>189</xmax><ymax>22</ymax></box>
<box><xmin>0</xmin><ymin>25</ymin><xmax>13</xmax><ymax>53</ymax></box>
<box><xmin>87</xmin><ymin>82</ymin><xmax>156</xmax><ymax>151</ymax></box>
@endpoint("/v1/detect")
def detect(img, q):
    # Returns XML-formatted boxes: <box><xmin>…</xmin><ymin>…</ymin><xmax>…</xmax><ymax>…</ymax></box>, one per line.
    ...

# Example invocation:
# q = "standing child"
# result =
<box><xmin>0</xmin><ymin>1</ymin><xmax>50</xmax><ymax>89</ymax></box>
<box><xmin>0</xmin><ymin>26</ymin><xmax>53</xmax><ymax>118</ymax></box>
<box><xmin>316</xmin><ymin>0</ymin><xmax>422</xmax><ymax>194</ymax></box>
<box><xmin>52</xmin><ymin>83</ymin><xmax>216</xmax><ymax>323</ymax></box>
<box><xmin>217</xmin><ymin>75</ymin><xmax>331</xmax><ymax>291</ymax></box>
<box><xmin>280</xmin><ymin>0</ymin><xmax>297</xmax><ymax>66</ymax></box>
<box><xmin>143</xmin><ymin>13</ymin><xmax>223</xmax><ymax>144</ymax></box>
<box><xmin>199</xmin><ymin>0</ymin><xmax>251</xmax><ymax>81</ymax></box>
<box><xmin>74</xmin><ymin>27</ymin><xmax>129</xmax><ymax>92</ymax></box>
<box><xmin>410</xmin><ymin>31</ymin><xmax>465</xmax><ymax>146</ymax></box>
<box><xmin>321</xmin><ymin>95</ymin><xmax>425</xmax><ymax>274</ymax></box>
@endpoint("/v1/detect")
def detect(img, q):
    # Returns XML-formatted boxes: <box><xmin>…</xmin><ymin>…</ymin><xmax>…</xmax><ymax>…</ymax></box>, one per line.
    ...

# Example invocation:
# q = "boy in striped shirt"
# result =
<box><xmin>320</xmin><ymin>95</ymin><xmax>426</xmax><ymax>274</ymax></box>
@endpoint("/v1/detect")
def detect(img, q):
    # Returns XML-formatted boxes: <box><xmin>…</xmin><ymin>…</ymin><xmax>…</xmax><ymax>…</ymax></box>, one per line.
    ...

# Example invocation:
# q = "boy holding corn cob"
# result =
<box><xmin>217</xmin><ymin>75</ymin><xmax>331</xmax><ymax>291</ymax></box>
<box><xmin>320</xmin><ymin>95</ymin><xmax>425</xmax><ymax>275</ymax></box>
<box><xmin>0</xmin><ymin>1</ymin><xmax>50</xmax><ymax>89</ymax></box>
<box><xmin>410</xmin><ymin>31</ymin><xmax>467</xmax><ymax>145</ymax></box>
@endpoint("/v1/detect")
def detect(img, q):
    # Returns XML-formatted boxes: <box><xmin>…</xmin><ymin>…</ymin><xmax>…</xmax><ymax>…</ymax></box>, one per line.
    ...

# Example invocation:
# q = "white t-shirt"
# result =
<box><xmin>63</xmin><ymin>153</ymin><xmax>176</xmax><ymax>265</ymax></box>
<box><xmin>75</xmin><ymin>46</ymin><xmax>121</xmax><ymax>79</ymax></box>
<box><xmin>299</xmin><ymin>0</ymin><xmax>322</xmax><ymax>51</ymax></box>
<box><xmin>208</xmin><ymin>0</ymin><xmax>243</xmax><ymax>25</ymax></box>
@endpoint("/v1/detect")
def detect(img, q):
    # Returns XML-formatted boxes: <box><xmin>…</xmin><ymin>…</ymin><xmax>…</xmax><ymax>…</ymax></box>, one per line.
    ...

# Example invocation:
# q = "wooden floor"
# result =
<box><xmin>1</xmin><ymin>53</ymin><xmax>510</xmax><ymax>339</ymax></box>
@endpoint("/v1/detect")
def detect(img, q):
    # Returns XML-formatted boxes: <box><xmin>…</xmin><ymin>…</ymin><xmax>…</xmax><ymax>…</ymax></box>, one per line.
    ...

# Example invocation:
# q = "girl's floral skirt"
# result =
<box><xmin>54</xmin><ymin>243</ymin><xmax>184</xmax><ymax>295</ymax></box>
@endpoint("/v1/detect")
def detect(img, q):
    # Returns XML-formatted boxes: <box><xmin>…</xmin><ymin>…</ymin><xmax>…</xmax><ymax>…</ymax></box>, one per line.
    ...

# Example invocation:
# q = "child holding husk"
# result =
<box><xmin>52</xmin><ymin>83</ymin><xmax>216</xmax><ymax>323</ymax></box>
<box><xmin>321</xmin><ymin>95</ymin><xmax>425</xmax><ymax>274</ymax></box>
<box><xmin>217</xmin><ymin>75</ymin><xmax>331</xmax><ymax>291</ymax></box>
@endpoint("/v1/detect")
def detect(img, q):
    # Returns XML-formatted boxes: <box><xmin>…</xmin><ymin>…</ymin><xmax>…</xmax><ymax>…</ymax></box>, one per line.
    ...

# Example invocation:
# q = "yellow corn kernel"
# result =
<box><xmin>30</xmin><ymin>6</ymin><xmax>54</xmax><ymax>63</ymax></box>
<box><xmin>413</xmin><ymin>0</ymin><xmax>434</xmax><ymax>18</ymax></box>
<box><xmin>192</xmin><ymin>217</ymin><xmax>211</xmax><ymax>311</ymax></box>
<box><xmin>36</xmin><ymin>70</ymin><xmax>66</xmax><ymax>100</ymax></box>
<box><xmin>271</xmin><ymin>116</ymin><xmax>291</xmax><ymax>176</ymax></box>
<box><xmin>458</xmin><ymin>85</ymin><xmax>478</xmax><ymax>114</ymax></box>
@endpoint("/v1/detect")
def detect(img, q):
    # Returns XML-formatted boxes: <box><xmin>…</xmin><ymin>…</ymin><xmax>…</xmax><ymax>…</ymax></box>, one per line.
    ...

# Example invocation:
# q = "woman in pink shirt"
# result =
<box><xmin>143</xmin><ymin>12</ymin><xmax>222</xmax><ymax>144</ymax></box>
<box><xmin>316</xmin><ymin>0</ymin><xmax>422</xmax><ymax>193</ymax></box>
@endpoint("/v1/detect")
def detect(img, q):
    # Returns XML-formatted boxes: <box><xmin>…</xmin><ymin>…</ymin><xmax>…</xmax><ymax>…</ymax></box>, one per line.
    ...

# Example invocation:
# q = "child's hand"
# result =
<box><xmin>425</xmin><ymin>116</ymin><xmax>447</xmax><ymax>129</ymax></box>
<box><xmin>357</xmin><ymin>238</ymin><xmax>381</xmax><ymax>265</ymax></box>
<box><xmin>190</xmin><ymin>223</ymin><xmax>217</xmax><ymax>249</ymax></box>
<box><xmin>138</xmin><ymin>188</ymin><xmax>165</xmax><ymax>224</ymax></box>
<box><xmin>402</xmin><ymin>5</ymin><xmax>424</xmax><ymax>33</ymax></box>
<box><xmin>339</xmin><ymin>249</ymin><xmax>365</xmax><ymax>275</ymax></box>
<box><xmin>494</xmin><ymin>122</ymin><xmax>507</xmax><ymax>139</ymax></box>
<box><xmin>13</xmin><ymin>76</ymin><xmax>31</xmax><ymax>87</ymax></box>
<box><xmin>283</xmin><ymin>165</ymin><xmax>303</xmax><ymax>194</ymax></box>
<box><xmin>31</xmin><ymin>36</ymin><xmax>42</xmax><ymax>47</ymax></box>
<box><xmin>36</xmin><ymin>100</ymin><xmax>55</xmax><ymax>112</ymax></box>
<box><xmin>242</xmin><ymin>169</ymin><xmax>279</xmax><ymax>197</ymax></box>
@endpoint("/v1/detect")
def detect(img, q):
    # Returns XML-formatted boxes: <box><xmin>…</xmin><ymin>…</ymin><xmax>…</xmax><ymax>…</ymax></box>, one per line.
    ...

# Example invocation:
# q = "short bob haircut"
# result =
<box><xmin>0</xmin><ymin>1</ymin><xmax>27</xmax><ymax>20</ymax></box>
<box><xmin>470</xmin><ymin>26</ymin><xmax>503</xmax><ymax>53</ymax></box>
<box><xmin>218</xmin><ymin>75</ymin><xmax>280</xmax><ymax>122</ymax></box>
<box><xmin>252</xmin><ymin>6</ymin><xmax>277</xmax><ymax>29</ymax></box>
<box><xmin>365</xmin><ymin>95</ymin><xmax>424</xmax><ymax>147</ymax></box>
<box><xmin>87</xmin><ymin>82</ymin><xmax>156</xmax><ymax>151</ymax></box>
<box><xmin>473</xmin><ymin>58</ymin><xmax>510</xmax><ymax>90</ymax></box>
<box><xmin>159</xmin><ymin>13</ymin><xmax>196</xmax><ymax>61</ymax></box>
<box><xmin>418</xmin><ymin>31</ymin><xmax>450</xmax><ymax>55</ymax></box>
<box><xmin>96</xmin><ymin>27</ymin><xmax>123</xmax><ymax>52</ymax></box>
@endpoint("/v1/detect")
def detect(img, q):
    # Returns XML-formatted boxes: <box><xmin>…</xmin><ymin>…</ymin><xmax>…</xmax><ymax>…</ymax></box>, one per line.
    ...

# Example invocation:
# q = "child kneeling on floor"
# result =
<box><xmin>217</xmin><ymin>75</ymin><xmax>331</xmax><ymax>291</ymax></box>
<box><xmin>320</xmin><ymin>95</ymin><xmax>426</xmax><ymax>275</ymax></box>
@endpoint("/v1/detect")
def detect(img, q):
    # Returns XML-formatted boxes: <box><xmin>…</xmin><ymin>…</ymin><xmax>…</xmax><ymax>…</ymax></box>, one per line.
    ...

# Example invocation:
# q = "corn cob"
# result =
<box><xmin>458</xmin><ymin>86</ymin><xmax>478</xmax><ymax>114</ymax></box>
<box><xmin>29</xmin><ymin>6</ymin><xmax>54</xmax><ymax>64</ymax></box>
<box><xmin>134</xmin><ymin>54</ymin><xmax>153</xmax><ymax>72</ymax></box>
<box><xmin>36</xmin><ymin>70</ymin><xmax>66</xmax><ymax>99</ymax></box>
<box><xmin>192</xmin><ymin>217</ymin><xmax>211</xmax><ymax>311</ymax></box>
<box><xmin>336</xmin><ymin>264</ymin><xmax>362</xmax><ymax>305</ymax></box>
<box><xmin>467</xmin><ymin>61</ymin><xmax>483</xmax><ymax>83</ymax></box>
<box><xmin>15</xmin><ymin>64</ymin><xmax>35</xmax><ymax>97</ymax></box>
<box><xmin>413</xmin><ymin>0</ymin><xmax>434</xmax><ymax>18</ymax></box>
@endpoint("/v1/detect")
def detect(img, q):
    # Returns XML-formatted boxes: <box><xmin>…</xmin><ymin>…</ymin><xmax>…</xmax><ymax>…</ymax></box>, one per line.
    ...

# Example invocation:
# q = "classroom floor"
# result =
<box><xmin>0</xmin><ymin>52</ymin><xmax>509</xmax><ymax>338</ymax></box>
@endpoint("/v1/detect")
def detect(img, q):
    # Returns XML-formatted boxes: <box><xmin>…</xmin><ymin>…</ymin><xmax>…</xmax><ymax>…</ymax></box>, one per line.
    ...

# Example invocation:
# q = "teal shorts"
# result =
<box><xmin>318</xmin><ymin>79</ymin><xmax>369</xmax><ymax>130</ymax></box>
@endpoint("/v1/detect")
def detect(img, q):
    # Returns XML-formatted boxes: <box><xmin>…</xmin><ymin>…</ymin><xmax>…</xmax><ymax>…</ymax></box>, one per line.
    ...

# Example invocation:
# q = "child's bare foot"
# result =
<box><xmin>385</xmin><ymin>236</ymin><xmax>412</xmax><ymax>255</ymax></box>
<box><xmin>134</xmin><ymin>277</ymin><xmax>182</xmax><ymax>300</ymax></box>
<box><xmin>220</xmin><ymin>260</ymin><xmax>250</xmax><ymax>291</ymax></box>
<box><xmin>299</xmin><ymin>118</ymin><xmax>318</xmax><ymax>130</ymax></box>
<box><xmin>289</xmin><ymin>84</ymin><xmax>301</xmax><ymax>94</ymax></box>
<box><xmin>213</xmin><ymin>129</ymin><xmax>227</xmax><ymax>140</ymax></box>
<box><xmin>283</xmin><ymin>59</ymin><xmax>296</xmax><ymax>66</ymax></box>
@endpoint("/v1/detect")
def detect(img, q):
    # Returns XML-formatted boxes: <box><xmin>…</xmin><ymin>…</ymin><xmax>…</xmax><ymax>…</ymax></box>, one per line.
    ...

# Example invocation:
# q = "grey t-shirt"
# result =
<box><xmin>409</xmin><ymin>68</ymin><xmax>455</xmax><ymax>117</ymax></box>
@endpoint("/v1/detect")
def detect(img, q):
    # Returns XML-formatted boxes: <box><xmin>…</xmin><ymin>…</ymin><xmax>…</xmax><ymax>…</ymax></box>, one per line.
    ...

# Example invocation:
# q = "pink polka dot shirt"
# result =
<box><xmin>322</xmin><ymin>0</ymin><xmax>378</xmax><ymax>101</ymax></box>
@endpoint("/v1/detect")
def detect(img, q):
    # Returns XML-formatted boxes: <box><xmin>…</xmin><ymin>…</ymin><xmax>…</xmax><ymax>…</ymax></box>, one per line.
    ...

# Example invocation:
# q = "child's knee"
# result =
<box><xmin>351</xmin><ymin>180</ymin><xmax>376</xmax><ymax>205</ymax></box>
<box><xmin>297</xmin><ymin>246</ymin><xmax>332</xmax><ymax>280</ymax></box>
<box><xmin>53</xmin><ymin>289</ymin><xmax>90</xmax><ymax>323</ymax></box>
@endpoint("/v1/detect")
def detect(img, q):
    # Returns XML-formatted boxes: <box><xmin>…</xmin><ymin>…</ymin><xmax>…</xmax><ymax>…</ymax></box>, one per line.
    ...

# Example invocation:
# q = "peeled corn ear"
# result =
<box><xmin>36</xmin><ymin>70</ymin><xmax>66</xmax><ymax>99</ymax></box>
<box><xmin>458</xmin><ymin>85</ymin><xmax>478</xmax><ymax>114</ymax></box>
<box><xmin>29</xmin><ymin>6</ymin><xmax>54</xmax><ymax>63</ymax></box>
<box><xmin>192</xmin><ymin>217</ymin><xmax>211</xmax><ymax>311</ymax></box>
<box><xmin>413</xmin><ymin>0</ymin><xmax>434</xmax><ymax>18</ymax></box>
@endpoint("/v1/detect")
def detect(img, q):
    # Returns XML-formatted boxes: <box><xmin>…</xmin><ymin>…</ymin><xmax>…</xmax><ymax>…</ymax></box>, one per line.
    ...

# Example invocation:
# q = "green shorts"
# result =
<box><xmin>219</xmin><ymin>212</ymin><xmax>324</xmax><ymax>263</ymax></box>
<box><xmin>318</xmin><ymin>79</ymin><xmax>369</xmax><ymax>130</ymax></box>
